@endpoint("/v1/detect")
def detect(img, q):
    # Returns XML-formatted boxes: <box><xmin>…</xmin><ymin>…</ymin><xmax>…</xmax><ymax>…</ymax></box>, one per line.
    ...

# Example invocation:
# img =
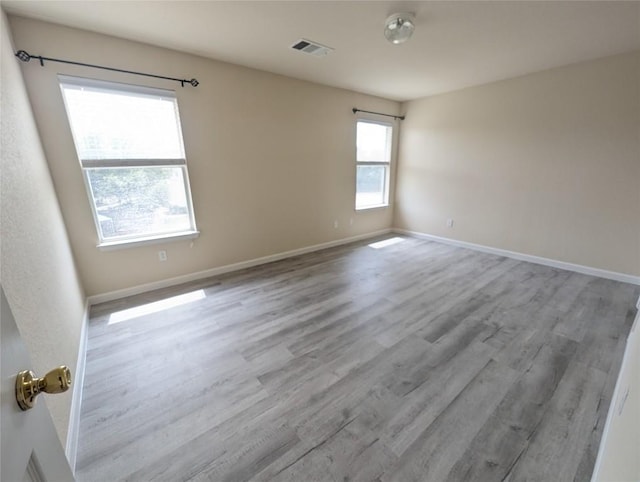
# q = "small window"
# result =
<box><xmin>59</xmin><ymin>76</ymin><xmax>198</xmax><ymax>247</ymax></box>
<box><xmin>355</xmin><ymin>119</ymin><xmax>393</xmax><ymax>210</ymax></box>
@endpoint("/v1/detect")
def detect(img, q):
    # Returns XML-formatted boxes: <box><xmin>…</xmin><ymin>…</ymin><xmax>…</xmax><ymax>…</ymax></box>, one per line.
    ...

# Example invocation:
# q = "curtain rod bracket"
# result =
<box><xmin>14</xmin><ymin>50</ymin><xmax>199</xmax><ymax>88</ymax></box>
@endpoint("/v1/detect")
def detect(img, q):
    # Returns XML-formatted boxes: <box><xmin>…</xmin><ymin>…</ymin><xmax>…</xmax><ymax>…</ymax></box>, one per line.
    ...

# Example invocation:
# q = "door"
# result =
<box><xmin>1</xmin><ymin>286</ymin><xmax>74</xmax><ymax>482</ymax></box>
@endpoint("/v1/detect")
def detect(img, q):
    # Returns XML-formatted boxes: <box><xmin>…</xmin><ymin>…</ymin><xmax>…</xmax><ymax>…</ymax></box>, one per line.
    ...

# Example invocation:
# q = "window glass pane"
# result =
<box><xmin>61</xmin><ymin>86</ymin><xmax>184</xmax><ymax>160</ymax></box>
<box><xmin>87</xmin><ymin>167</ymin><xmax>192</xmax><ymax>239</ymax></box>
<box><xmin>356</xmin><ymin>165</ymin><xmax>386</xmax><ymax>209</ymax></box>
<box><xmin>356</xmin><ymin>121</ymin><xmax>392</xmax><ymax>163</ymax></box>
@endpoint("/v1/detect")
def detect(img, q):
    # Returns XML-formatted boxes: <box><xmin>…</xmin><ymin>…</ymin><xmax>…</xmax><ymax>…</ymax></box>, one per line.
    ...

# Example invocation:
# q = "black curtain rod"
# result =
<box><xmin>14</xmin><ymin>50</ymin><xmax>199</xmax><ymax>88</ymax></box>
<box><xmin>352</xmin><ymin>108</ymin><xmax>404</xmax><ymax>121</ymax></box>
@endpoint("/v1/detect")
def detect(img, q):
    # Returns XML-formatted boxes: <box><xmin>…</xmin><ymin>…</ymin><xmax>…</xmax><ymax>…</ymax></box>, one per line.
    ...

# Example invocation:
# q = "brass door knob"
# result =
<box><xmin>15</xmin><ymin>366</ymin><xmax>72</xmax><ymax>411</ymax></box>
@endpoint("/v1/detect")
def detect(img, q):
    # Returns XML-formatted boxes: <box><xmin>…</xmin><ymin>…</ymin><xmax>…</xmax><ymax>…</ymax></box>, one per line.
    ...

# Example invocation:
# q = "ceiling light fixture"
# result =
<box><xmin>384</xmin><ymin>13</ymin><xmax>415</xmax><ymax>45</ymax></box>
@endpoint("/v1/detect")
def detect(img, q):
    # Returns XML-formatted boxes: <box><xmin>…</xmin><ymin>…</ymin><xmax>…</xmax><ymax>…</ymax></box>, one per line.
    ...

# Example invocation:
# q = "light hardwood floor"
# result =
<box><xmin>77</xmin><ymin>236</ymin><xmax>640</xmax><ymax>481</ymax></box>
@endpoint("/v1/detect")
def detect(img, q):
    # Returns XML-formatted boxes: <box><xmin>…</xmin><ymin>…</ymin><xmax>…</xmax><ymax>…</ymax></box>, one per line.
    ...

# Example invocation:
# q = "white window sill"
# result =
<box><xmin>97</xmin><ymin>230</ymin><xmax>200</xmax><ymax>251</ymax></box>
<box><xmin>355</xmin><ymin>204</ymin><xmax>390</xmax><ymax>212</ymax></box>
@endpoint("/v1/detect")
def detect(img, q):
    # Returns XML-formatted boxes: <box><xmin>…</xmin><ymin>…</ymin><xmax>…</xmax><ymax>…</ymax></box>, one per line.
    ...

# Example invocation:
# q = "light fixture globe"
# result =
<box><xmin>384</xmin><ymin>13</ymin><xmax>415</xmax><ymax>44</ymax></box>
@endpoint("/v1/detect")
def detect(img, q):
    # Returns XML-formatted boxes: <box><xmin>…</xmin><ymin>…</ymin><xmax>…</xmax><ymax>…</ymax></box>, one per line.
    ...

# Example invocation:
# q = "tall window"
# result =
<box><xmin>59</xmin><ymin>76</ymin><xmax>197</xmax><ymax>246</ymax></box>
<box><xmin>355</xmin><ymin>119</ymin><xmax>393</xmax><ymax>210</ymax></box>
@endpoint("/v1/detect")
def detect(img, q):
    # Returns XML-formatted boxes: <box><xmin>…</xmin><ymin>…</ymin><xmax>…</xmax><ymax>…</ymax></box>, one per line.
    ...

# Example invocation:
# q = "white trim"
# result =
<box><xmin>59</xmin><ymin>74</ymin><xmax>177</xmax><ymax>99</ymax></box>
<box><xmin>590</xmin><ymin>295</ymin><xmax>640</xmax><ymax>482</ymax></box>
<box><xmin>65</xmin><ymin>299</ymin><xmax>89</xmax><ymax>474</ymax></box>
<box><xmin>88</xmin><ymin>229</ymin><xmax>392</xmax><ymax>305</ymax></box>
<box><xmin>356</xmin><ymin>203</ymin><xmax>390</xmax><ymax>212</ymax></box>
<box><xmin>354</xmin><ymin>115</ymin><xmax>396</xmax><ymax>213</ymax></box>
<box><xmin>98</xmin><ymin>230</ymin><xmax>200</xmax><ymax>251</ymax></box>
<box><xmin>394</xmin><ymin>229</ymin><xmax>640</xmax><ymax>286</ymax></box>
<box><xmin>60</xmin><ymin>75</ymin><xmax>198</xmax><ymax>248</ymax></box>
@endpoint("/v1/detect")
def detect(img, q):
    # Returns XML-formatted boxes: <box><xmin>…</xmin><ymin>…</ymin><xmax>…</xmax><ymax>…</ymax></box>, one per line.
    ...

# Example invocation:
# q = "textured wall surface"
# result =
<box><xmin>1</xmin><ymin>11</ymin><xmax>86</xmax><ymax>445</ymax></box>
<box><xmin>9</xmin><ymin>15</ymin><xmax>400</xmax><ymax>297</ymax></box>
<box><xmin>396</xmin><ymin>51</ymin><xmax>640</xmax><ymax>276</ymax></box>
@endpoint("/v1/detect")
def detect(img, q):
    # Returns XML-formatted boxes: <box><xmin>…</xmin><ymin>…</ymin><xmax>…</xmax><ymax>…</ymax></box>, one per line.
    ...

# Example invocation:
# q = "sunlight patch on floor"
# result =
<box><xmin>368</xmin><ymin>237</ymin><xmax>405</xmax><ymax>249</ymax></box>
<box><xmin>108</xmin><ymin>289</ymin><xmax>206</xmax><ymax>324</ymax></box>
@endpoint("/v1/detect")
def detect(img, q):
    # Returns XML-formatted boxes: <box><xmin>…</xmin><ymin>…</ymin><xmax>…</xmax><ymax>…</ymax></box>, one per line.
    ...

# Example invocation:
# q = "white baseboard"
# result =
<box><xmin>88</xmin><ymin>229</ymin><xmax>393</xmax><ymax>305</ymax></box>
<box><xmin>394</xmin><ymin>229</ymin><xmax>640</xmax><ymax>286</ymax></box>
<box><xmin>65</xmin><ymin>299</ymin><xmax>89</xmax><ymax>473</ymax></box>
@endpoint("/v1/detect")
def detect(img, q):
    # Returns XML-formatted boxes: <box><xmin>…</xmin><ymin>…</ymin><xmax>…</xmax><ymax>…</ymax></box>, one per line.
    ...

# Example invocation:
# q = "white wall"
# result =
<box><xmin>396</xmin><ymin>51</ymin><xmax>640</xmax><ymax>277</ymax></box>
<box><xmin>593</xmin><ymin>297</ymin><xmax>640</xmax><ymax>481</ymax></box>
<box><xmin>8</xmin><ymin>15</ymin><xmax>400</xmax><ymax>297</ymax></box>
<box><xmin>1</xmin><ymin>11</ymin><xmax>86</xmax><ymax>446</ymax></box>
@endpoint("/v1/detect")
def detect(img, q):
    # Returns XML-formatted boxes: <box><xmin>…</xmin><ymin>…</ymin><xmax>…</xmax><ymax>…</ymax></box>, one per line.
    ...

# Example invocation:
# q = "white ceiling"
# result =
<box><xmin>3</xmin><ymin>1</ymin><xmax>640</xmax><ymax>102</ymax></box>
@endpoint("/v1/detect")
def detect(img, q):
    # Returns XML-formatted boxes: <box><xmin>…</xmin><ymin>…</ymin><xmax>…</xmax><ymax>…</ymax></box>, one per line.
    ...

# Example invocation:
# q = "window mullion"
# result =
<box><xmin>356</xmin><ymin>161</ymin><xmax>391</xmax><ymax>167</ymax></box>
<box><xmin>81</xmin><ymin>158</ymin><xmax>186</xmax><ymax>168</ymax></box>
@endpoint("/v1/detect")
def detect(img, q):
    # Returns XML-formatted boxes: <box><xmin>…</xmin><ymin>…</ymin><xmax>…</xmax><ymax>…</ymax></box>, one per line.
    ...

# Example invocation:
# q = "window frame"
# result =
<box><xmin>59</xmin><ymin>75</ymin><xmax>199</xmax><ymax>249</ymax></box>
<box><xmin>354</xmin><ymin>116</ymin><xmax>395</xmax><ymax>211</ymax></box>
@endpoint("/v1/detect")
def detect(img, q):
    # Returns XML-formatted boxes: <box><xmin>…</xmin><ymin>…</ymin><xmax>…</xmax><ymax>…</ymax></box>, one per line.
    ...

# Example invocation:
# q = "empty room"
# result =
<box><xmin>1</xmin><ymin>1</ymin><xmax>639</xmax><ymax>481</ymax></box>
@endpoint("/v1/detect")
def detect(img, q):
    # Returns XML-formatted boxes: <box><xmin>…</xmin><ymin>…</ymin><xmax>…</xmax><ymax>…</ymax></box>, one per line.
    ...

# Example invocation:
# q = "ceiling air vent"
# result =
<box><xmin>290</xmin><ymin>39</ymin><xmax>333</xmax><ymax>57</ymax></box>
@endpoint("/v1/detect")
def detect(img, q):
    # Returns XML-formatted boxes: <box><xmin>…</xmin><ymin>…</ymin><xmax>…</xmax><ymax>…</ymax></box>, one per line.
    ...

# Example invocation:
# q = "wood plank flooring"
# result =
<box><xmin>77</xmin><ymin>236</ymin><xmax>640</xmax><ymax>482</ymax></box>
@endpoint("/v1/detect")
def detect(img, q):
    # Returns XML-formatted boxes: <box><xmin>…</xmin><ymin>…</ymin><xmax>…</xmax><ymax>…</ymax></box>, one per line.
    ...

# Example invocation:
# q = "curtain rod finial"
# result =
<box><xmin>15</xmin><ymin>50</ymin><xmax>31</xmax><ymax>62</ymax></box>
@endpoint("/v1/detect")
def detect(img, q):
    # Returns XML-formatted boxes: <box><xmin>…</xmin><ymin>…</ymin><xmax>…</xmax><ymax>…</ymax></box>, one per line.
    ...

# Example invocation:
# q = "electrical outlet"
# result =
<box><xmin>334</xmin><ymin>220</ymin><xmax>339</xmax><ymax>229</ymax></box>
<box><xmin>349</xmin><ymin>218</ymin><xmax>354</xmax><ymax>226</ymax></box>
<box><xmin>446</xmin><ymin>218</ymin><xmax>454</xmax><ymax>228</ymax></box>
<box><xmin>158</xmin><ymin>250</ymin><xmax>167</xmax><ymax>262</ymax></box>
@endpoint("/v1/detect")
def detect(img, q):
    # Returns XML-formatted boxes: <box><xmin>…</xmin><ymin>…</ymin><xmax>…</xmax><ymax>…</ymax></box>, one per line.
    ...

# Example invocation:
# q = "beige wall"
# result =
<box><xmin>396</xmin><ymin>51</ymin><xmax>640</xmax><ymax>277</ymax></box>
<box><xmin>8</xmin><ymin>16</ymin><xmax>399</xmax><ymax>297</ymax></box>
<box><xmin>1</xmin><ymin>11</ymin><xmax>86</xmax><ymax>445</ymax></box>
